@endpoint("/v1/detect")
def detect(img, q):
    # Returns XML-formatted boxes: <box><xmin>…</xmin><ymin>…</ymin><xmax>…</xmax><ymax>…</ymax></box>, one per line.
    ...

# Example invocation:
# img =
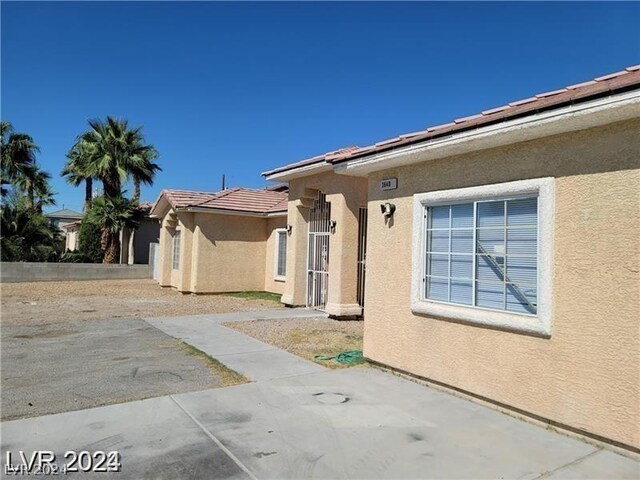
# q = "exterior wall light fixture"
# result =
<box><xmin>286</xmin><ymin>224</ymin><xmax>293</xmax><ymax>234</ymax></box>
<box><xmin>380</xmin><ymin>203</ymin><xmax>396</xmax><ymax>218</ymax></box>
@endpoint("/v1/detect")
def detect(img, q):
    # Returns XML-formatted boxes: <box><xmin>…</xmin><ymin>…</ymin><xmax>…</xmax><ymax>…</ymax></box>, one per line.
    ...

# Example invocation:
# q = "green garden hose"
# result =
<box><xmin>315</xmin><ymin>350</ymin><xmax>364</xmax><ymax>365</ymax></box>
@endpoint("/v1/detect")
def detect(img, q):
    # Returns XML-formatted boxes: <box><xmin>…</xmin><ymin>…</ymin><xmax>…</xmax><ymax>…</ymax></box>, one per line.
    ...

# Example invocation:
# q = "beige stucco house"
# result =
<box><xmin>150</xmin><ymin>187</ymin><xmax>288</xmax><ymax>294</ymax></box>
<box><xmin>264</xmin><ymin>66</ymin><xmax>640</xmax><ymax>451</ymax></box>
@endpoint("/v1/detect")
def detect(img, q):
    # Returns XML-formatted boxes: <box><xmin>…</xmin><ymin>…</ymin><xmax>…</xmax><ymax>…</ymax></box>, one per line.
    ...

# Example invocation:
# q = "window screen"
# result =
<box><xmin>425</xmin><ymin>197</ymin><xmax>538</xmax><ymax>315</ymax></box>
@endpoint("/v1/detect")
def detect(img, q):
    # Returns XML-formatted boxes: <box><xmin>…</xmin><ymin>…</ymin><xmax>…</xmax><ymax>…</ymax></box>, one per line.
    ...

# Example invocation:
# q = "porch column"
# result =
<box><xmin>325</xmin><ymin>192</ymin><xmax>362</xmax><ymax>318</ymax></box>
<box><xmin>281</xmin><ymin>200</ymin><xmax>309</xmax><ymax>306</ymax></box>
<box><xmin>158</xmin><ymin>216</ymin><xmax>174</xmax><ymax>287</ymax></box>
<box><xmin>177</xmin><ymin>212</ymin><xmax>195</xmax><ymax>293</ymax></box>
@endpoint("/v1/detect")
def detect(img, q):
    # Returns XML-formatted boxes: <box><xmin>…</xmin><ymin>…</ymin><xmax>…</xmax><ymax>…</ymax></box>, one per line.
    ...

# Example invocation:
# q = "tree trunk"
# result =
<box><xmin>27</xmin><ymin>187</ymin><xmax>35</xmax><ymax>210</ymax></box>
<box><xmin>84</xmin><ymin>177</ymin><xmax>93</xmax><ymax>211</ymax></box>
<box><xmin>102</xmin><ymin>178</ymin><xmax>121</xmax><ymax>200</ymax></box>
<box><xmin>101</xmin><ymin>228</ymin><xmax>120</xmax><ymax>264</ymax></box>
<box><xmin>133</xmin><ymin>177</ymin><xmax>140</xmax><ymax>202</ymax></box>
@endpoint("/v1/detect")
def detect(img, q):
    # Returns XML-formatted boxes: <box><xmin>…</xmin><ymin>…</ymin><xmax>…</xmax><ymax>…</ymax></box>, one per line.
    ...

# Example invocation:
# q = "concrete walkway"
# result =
<box><xmin>147</xmin><ymin>309</ymin><xmax>326</xmax><ymax>381</ymax></box>
<box><xmin>2</xmin><ymin>310</ymin><xmax>638</xmax><ymax>479</ymax></box>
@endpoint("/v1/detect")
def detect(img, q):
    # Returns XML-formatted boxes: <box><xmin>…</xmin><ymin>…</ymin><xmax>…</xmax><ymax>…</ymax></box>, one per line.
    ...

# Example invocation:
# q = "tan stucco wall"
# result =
<box><xmin>363</xmin><ymin>119</ymin><xmax>640</xmax><ymax>449</ymax></box>
<box><xmin>283</xmin><ymin>171</ymin><xmax>368</xmax><ymax>315</ymax></box>
<box><xmin>190</xmin><ymin>213</ymin><xmax>268</xmax><ymax>293</ymax></box>
<box><xmin>156</xmin><ymin>208</ymin><xmax>287</xmax><ymax>294</ymax></box>
<box><xmin>264</xmin><ymin>217</ymin><xmax>287</xmax><ymax>295</ymax></box>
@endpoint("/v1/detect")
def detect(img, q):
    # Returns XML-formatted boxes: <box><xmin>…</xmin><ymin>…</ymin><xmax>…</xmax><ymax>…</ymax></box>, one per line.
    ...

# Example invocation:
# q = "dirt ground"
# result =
<box><xmin>0</xmin><ymin>279</ymin><xmax>279</xmax><ymax>420</ymax></box>
<box><xmin>1</xmin><ymin>279</ymin><xmax>283</xmax><ymax>325</ymax></box>
<box><xmin>1</xmin><ymin>318</ymin><xmax>230</xmax><ymax>420</ymax></box>
<box><xmin>224</xmin><ymin>317</ymin><xmax>364</xmax><ymax>368</ymax></box>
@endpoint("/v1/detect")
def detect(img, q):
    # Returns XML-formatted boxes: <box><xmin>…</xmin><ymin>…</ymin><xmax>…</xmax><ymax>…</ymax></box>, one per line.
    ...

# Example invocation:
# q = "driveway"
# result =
<box><xmin>1</xmin><ymin>318</ymin><xmax>222</xmax><ymax>420</ymax></box>
<box><xmin>2</xmin><ymin>310</ymin><xmax>638</xmax><ymax>479</ymax></box>
<box><xmin>1</xmin><ymin>280</ymin><xmax>283</xmax><ymax>420</ymax></box>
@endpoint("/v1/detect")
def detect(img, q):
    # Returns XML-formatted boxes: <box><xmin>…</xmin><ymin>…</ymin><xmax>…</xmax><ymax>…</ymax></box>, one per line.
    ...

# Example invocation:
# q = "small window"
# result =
<box><xmin>274</xmin><ymin>229</ymin><xmax>287</xmax><ymax>279</ymax></box>
<box><xmin>412</xmin><ymin>178</ymin><xmax>554</xmax><ymax>336</ymax></box>
<box><xmin>172</xmin><ymin>230</ymin><xmax>181</xmax><ymax>270</ymax></box>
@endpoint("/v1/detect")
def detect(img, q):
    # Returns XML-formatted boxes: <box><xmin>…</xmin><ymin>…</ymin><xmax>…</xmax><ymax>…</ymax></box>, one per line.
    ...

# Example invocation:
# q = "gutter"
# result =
<box><xmin>334</xmin><ymin>90</ymin><xmax>640</xmax><ymax>176</ymax></box>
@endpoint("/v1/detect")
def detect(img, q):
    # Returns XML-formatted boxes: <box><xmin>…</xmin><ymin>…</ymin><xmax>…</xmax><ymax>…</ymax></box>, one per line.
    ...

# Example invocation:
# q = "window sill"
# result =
<box><xmin>411</xmin><ymin>299</ymin><xmax>551</xmax><ymax>337</ymax></box>
<box><xmin>274</xmin><ymin>276</ymin><xmax>286</xmax><ymax>282</ymax></box>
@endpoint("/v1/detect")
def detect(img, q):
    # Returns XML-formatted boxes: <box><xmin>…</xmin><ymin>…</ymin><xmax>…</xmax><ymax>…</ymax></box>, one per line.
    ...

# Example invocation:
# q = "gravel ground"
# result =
<box><xmin>224</xmin><ymin>317</ymin><xmax>364</xmax><ymax>368</ymax></box>
<box><xmin>1</xmin><ymin>279</ymin><xmax>283</xmax><ymax>326</ymax></box>
<box><xmin>1</xmin><ymin>318</ymin><xmax>228</xmax><ymax>420</ymax></box>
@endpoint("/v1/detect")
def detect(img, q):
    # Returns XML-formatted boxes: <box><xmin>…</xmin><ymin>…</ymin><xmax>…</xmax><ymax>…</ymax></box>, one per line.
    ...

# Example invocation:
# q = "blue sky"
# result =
<box><xmin>2</xmin><ymin>2</ymin><xmax>639</xmax><ymax>212</ymax></box>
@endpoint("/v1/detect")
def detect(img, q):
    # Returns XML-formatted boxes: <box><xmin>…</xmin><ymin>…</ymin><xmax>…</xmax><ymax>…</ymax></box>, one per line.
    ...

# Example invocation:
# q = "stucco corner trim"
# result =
<box><xmin>411</xmin><ymin>177</ymin><xmax>555</xmax><ymax>337</ymax></box>
<box><xmin>281</xmin><ymin>293</ymin><xmax>296</xmax><ymax>306</ymax></box>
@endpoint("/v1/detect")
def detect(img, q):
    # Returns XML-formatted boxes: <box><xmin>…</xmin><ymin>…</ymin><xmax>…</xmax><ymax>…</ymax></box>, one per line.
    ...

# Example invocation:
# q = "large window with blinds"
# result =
<box><xmin>274</xmin><ymin>229</ymin><xmax>287</xmax><ymax>279</ymax></box>
<box><xmin>411</xmin><ymin>178</ymin><xmax>554</xmax><ymax>336</ymax></box>
<box><xmin>425</xmin><ymin>197</ymin><xmax>538</xmax><ymax>315</ymax></box>
<box><xmin>172</xmin><ymin>230</ymin><xmax>181</xmax><ymax>270</ymax></box>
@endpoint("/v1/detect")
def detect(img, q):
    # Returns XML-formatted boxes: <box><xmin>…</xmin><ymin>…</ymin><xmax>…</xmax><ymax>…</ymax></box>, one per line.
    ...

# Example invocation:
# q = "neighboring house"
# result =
<box><xmin>54</xmin><ymin>204</ymin><xmax>159</xmax><ymax>264</ymax></box>
<box><xmin>263</xmin><ymin>66</ymin><xmax>640</xmax><ymax>451</ymax></box>
<box><xmin>120</xmin><ymin>202</ymin><xmax>160</xmax><ymax>265</ymax></box>
<box><xmin>44</xmin><ymin>208</ymin><xmax>83</xmax><ymax>250</ymax></box>
<box><xmin>150</xmin><ymin>187</ymin><xmax>288</xmax><ymax>294</ymax></box>
<box><xmin>64</xmin><ymin>220</ymin><xmax>82</xmax><ymax>251</ymax></box>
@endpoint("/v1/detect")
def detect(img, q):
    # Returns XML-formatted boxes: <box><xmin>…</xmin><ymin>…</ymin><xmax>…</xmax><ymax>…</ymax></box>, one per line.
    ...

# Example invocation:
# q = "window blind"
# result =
<box><xmin>425</xmin><ymin>197</ymin><xmax>538</xmax><ymax>315</ymax></box>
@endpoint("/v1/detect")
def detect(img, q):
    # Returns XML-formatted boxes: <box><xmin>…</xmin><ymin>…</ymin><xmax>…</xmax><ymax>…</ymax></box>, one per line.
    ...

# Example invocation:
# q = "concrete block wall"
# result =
<box><xmin>0</xmin><ymin>262</ymin><xmax>152</xmax><ymax>283</ymax></box>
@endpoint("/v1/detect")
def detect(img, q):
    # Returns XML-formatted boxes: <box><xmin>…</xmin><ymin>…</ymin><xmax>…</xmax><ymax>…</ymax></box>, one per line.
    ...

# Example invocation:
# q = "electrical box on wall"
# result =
<box><xmin>380</xmin><ymin>178</ymin><xmax>398</xmax><ymax>191</ymax></box>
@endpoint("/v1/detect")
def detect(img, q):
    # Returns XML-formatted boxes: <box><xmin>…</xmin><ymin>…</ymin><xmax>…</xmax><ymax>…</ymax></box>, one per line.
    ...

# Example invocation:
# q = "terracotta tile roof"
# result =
<box><xmin>159</xmin><ymin>189</ymin><xmax>222</xmax><ymax>209</ymax></box>
<box><xmin>263</xmin><ymin>65</ymin><xmax>640</xmax><ymax>176</ymax></box>
<box><xmin>194</xmin><ymin>188</ymin><xmax>288</xmax><ymax>214</ymax></box>
<box><xmin>155</xmin><ymin>187</ymin><xmax>287</xmax><ymax>215</ymax></box>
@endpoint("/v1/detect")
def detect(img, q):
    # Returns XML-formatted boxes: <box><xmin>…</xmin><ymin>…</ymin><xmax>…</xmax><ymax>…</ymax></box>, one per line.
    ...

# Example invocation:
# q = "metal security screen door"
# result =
<box><xmin>357</xmin><ymin>207</ymin><xmax>368</xmax><ymax>308</ymax></box>
<box><xmin>307</xmin><ymin>192</ymin><xmax>331</xmax><ymax>310</ymax></box>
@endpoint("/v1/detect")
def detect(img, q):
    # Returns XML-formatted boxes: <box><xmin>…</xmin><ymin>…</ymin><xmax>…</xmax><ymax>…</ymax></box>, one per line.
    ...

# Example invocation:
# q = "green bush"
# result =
<box><xmin>77</xmin><ymin>217</ymin><xmax>103</xmax><ymax>263</ymax></box>
<box><xmin>0</xmin><ymin>200</ymin><xmax>63</xmax><ymax>262</ymax></box>
<box><xmin>59</xmin><ymin>250</ymin><xmax>93</xmax><ymax>263</ymax></box>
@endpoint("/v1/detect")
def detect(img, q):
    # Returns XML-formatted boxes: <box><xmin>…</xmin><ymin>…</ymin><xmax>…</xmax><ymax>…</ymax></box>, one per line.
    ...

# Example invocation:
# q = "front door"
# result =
<box><xmin>307</xmin><ymin>192</ymin><xmax>331</xmax><ymax>310</ymax></box>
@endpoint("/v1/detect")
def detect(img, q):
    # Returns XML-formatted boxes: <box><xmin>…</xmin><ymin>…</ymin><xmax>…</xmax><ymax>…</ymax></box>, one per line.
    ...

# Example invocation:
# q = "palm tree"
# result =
<box><xmin>1</xmin><ymin>193</ymin><xmax>61</xmax><ymax>262</ymax></box>
<box><xmin>62</xmin><ymin>140</ymin><xmax>95</xmax><ymax>211</ymax></box>
<box><xmin>1</xmin><ymin>121</ymin><xmax>39</xmax><ymax>197</ymax></box>
<box><xmin>14</xmin><ymin>164</ymin><xmax>56</xmax><ymax>212</ymax></box>
<box><xmin>86</xmin><ymin>195</ymin><xmax>140</xmax><ymax>264</ymax></box>
<box><xmin>132</xmin><ymin>147</ymin><xmax>161</xmax><ymax>202</ymax></box>
<box><xmin>78</xmin><ymin>116</ymin><xmax>160</xmax><ymax>201</ymax></box>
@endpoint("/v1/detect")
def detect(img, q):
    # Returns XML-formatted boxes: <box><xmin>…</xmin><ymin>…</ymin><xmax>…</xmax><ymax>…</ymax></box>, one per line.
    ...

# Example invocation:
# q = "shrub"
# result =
<box><xmin>59</xmin><ymin>250</ymin><xmax>93</xmax><ymax>263</ymax></box>
<box><xmin>77</xmin><ymin>217</ymin><xmax>103</xmax><ymax>263</ymax></box>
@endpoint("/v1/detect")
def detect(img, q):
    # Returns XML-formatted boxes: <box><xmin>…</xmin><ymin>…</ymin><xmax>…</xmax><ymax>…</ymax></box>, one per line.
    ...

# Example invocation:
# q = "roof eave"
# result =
<box><xmin>149</xmin><ymin>195</ymin><xmax>173</xmax><ymax>218</ymax></box>
<box><xmin>262</xmin><ymin>160</ymin><xmax>332</xmax><ymax>182</ymax></box>
<box><xmin>335</xmin><ymin>90</ymin><xmax>640</xmax><ymax>177</ymax></box>
<box><xmin>178</xmin><ymin>206</ymin><xmax>287</xmax><ymax>218</ymax></box>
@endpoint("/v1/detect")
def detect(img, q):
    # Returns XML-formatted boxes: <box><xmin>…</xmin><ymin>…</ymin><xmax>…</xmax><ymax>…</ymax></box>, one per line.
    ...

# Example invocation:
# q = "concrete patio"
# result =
<box><xmin>2</xmin><ymin>310</ymin><xmax>638</xmax><ymax>479</ymax></box>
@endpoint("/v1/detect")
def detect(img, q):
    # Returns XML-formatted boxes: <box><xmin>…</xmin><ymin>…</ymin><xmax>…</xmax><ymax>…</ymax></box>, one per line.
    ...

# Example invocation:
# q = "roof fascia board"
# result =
<box><xmin>178</xmin><ymin>207</ymin><xmax>287</xmax><ymax>218</ymax></box>
<box><xmin>149</xmin><ymin>196</ymin><xmax>172</xmax><ymax>219</ymax></box>
<box><xmin>263</xmin><ymin>160</ymin><xmax>332</xmax><ymax>182</ymax></box>
<box><xmin>334</xmin><ymin>90</ymin><xmax>640</xmax><ymax>177</ymax></box>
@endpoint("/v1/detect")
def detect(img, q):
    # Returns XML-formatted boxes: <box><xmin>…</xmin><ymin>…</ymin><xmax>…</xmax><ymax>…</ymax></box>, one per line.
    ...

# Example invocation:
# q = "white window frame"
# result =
<box><xmin>172</xmin><ymin>230</ymin><xmax>181</xmax><ymax>270</ymax></box>
<box><xmin>274</xmin><ymin>228</ymin><xmax>287</xmax><ymax>281</ymax></box>
<box><xmin>411</xmin><ymin>178</ymin><xmax>554</xmax><ymax>336</ymax></box>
